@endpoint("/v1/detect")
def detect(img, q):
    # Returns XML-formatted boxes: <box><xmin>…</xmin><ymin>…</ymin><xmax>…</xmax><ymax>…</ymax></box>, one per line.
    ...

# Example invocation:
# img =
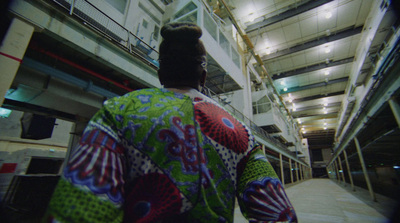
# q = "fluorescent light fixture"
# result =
<box><xmin>324</xmin><ymin>111</ymin><xmax>328</xmax><ymax>114</ymax></box>
<box><xmin>324</xmin><ymin>103</ymin><xmax>328</xmax><ymax>106</ymax></box>
<box><xmin>302</xmin><ymin>131</ymin><xmax>306</xmax><ymax>134</ymax></box>
<box><xmin>325</xmin><ymin>11</ymin><xmax>332</xmax><ymax>19</ymax></box>
<box><xmin>325</xmin><ymin>47</ymin><xmax>331</xmax><ymax>53</ymax></box>
<box><xmin>324</xmin><ymin>70</ymin><xmax>330</xmax><ymax>75</ymax></box>
<box><xmin>283</xmin><ymin>87</ymin><xmax>288</xmax><ymax>91</ymax></box>
<box><xmin>394</xmin><ymin>166</ymin><xmax>400</xmax><ymax>169</ymax></box>
<box><xmin>293</xmin><ymin>107</ymin><xmax>297</xmax><ymax>111</ymax></box>
<box><xmin>324</xmin><ymin>127</ymin><xmax>327</xmax><ymax>130</ymax></box>
<box><xmin>280</xmin><ymin>81</ymin><xmax>285</xmax><ymax>85</ymax></box>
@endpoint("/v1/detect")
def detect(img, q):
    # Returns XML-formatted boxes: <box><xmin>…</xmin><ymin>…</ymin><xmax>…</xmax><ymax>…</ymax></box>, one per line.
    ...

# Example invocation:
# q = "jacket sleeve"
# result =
<box><xmin>236</xmin><ymin>146</ymin><xmax>297</xmax><ymax>222</ymax></box>
<box><xmin>43</xmin><ymin>99</ymin><xmax>126</xmax><ymax>223</ymax></box>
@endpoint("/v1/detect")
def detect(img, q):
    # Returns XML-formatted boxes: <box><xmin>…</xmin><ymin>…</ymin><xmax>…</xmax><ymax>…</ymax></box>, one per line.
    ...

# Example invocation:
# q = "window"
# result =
<box><xmin>203</xmin><ymin>10</ymin><xmax>217</xmax><ymax>40</ymax></box>
<box><xmin>173</xmin><ymin>2</ymin><xmax>197</xmax><ymax>20</ymax></box>
<box><xmin>219</xmin><ymin>31</ymin><xmax>230</xmax><ymax>56</ymax></box>
<box><xmin>26</xmin><ymin>157</ymin><xmax>64</xmax><ymax>174</ymax></box>
<box><xmin>142</xmin><ymin>19</ymin><xmax>148</xmax><ymax>29</ymax></box>
<box><xmin>153</xmin><ymin>25</ymin><xmax>160</xmax><ymax>41</ymax></box>
<box><xmin>105</xmin><ymin>0</ymin><xmax>127</xmax><ymax>13</ymax></box>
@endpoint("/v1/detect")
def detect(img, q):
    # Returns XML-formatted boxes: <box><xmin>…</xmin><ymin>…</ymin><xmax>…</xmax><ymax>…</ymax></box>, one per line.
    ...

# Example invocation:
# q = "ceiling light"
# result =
<box><xmin>293</xmin><ymin>107</ymin><xmax>297</xmax><ymax>111</ymax></box>
<box><xmin>324</xmin><ymin>111</ymin><xmax>328</xmax><ymax>114</ymax></box>
<box><xmin>325</xmin><ymin>11</ymin><xmax>332</xmax><ymax>19</ymax></box>
<box><xmin>324</xmin><ymin>122</ymin><xmax>327</xmax><ymax>125</ymax></box>
<box><xmin>298</xmin><ymin>120</ymin><xmax>302</xmax><ymax>124</ymax></box>
<box><xmin>301</xmin><ymin>127</ymin><xmax>305</xmax><ymax>130</ymax></box>
<box><xmin>323</xmin><ymin>107</ymin><xmax>326</xmax><ymax>110</ymax></box>
<box><xmin>248</xmin><ymin>13</ymin><xmax>256</xmax><ymax>22</ymax></box>
<box><xmin>283</xmin><ymin>87</ymin><xmax>288</xmax><ymax>91</ymax></box>
<box><xmin>325</xmin><ymin>47</ymin><xmax>331</xmax><ymax>53</ymax></box>
<box><xmin>324</xmin><ymin>127</ymin><xmax>327</xmax><ymax>130</ymax></box>
<box><xmin>266</xmin><ymin>48</ymin><xmax>271</xmax><ymax>55</ymax></box>
<box><xmin>324</xmin><ymin>70</ymin><xmax>330</xmax><ymax>75</ymax></box>
<box><xmin>324</xmin><ymin>103</ymin><xmax>328</xmax><ymax>106</ymax></box>
<box><xmin>280</xmin><ymin>81</ymin><xmax>285</xmax><ymax>85</ymax></box>
<box><xmin>302</xmin><ymin>131</ymin><xmax>306</xmax><ymax>134</ymax></box>
<box><xmin>288</xmin><ymin>98</ymin><xmax>293</xmax><ymax>103</ymax></box>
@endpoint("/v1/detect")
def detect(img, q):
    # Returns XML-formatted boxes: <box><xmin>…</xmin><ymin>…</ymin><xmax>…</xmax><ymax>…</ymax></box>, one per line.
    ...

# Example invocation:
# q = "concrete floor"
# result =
<box><xmin>234</xmin><ymin>178</ymin><xmax>398</xmax><ymax>223</ymax></box>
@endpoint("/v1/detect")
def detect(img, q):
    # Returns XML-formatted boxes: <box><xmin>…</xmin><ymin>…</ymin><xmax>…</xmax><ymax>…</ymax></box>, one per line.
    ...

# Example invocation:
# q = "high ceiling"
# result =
<box><xmin>212</xmin><ymin>0</ymin><xmax>398</xmax><ymax>150</ymax></box>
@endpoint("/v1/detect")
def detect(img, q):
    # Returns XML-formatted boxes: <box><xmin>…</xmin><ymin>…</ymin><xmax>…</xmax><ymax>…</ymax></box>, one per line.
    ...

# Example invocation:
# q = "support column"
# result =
<box><xmin>343</xmin><ymin>149</ymin><xmax>355</xmax><ymax>191</ymax></box>
<box><xmin>279</xmin><ymin>153</ymin><xmax>285</xmax><ymax>186</ymax></box>
<box><xmin>299</xmin><ymin>164</ymin><xmax>303</xmax><ymax>180</ymax></box>
<box><xmin>354</xmin><ymin>137</ymin><xmax>376</xmax><ymax>201</ymax></box>
<box><xmin>295</xmin><ymin>162</ymin><xmax>299</xmax><ymax>182</ymax></box>
<box><xmin>0</xmin><ymin>18</ymin><xmax>34</xmax><ymax>106</ymax></box>
<box><xmin>338</xmin><ymin>155</ymin><xmax>346</xmax><ymax>185</ymax></box>
<box><xmin>334</xmin><ymin>160</ymin><xmax>340</xmax><ymax>182</ymax></box>
<box><xmin>262</xmin><ymin>144</ymin><xmax>266</xmax><ymax>155</ymax></box>
<box><xmin>388</xmin><ymin>97</ymin><xmax>400</xmax><ymax>127</ymax></box>
<box><xmin>289</xmin><ymin>158</ymin><xmax>293</xmax><ymax>183</ymax></box>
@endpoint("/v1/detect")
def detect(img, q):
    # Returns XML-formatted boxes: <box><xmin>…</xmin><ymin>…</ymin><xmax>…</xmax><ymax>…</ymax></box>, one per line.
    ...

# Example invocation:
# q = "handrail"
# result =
<box><xmin>51</xmin><ymin>0</ymin><xmax>160</xmax><ymax>68</ymax></box>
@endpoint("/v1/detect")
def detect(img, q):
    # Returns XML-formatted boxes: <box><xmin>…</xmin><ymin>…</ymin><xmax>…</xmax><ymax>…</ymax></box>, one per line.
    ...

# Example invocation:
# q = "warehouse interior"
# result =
<box><xmin>0</xmin><ymin>0</ymin><xmax>399</xmax><ymax>222</ymax></box>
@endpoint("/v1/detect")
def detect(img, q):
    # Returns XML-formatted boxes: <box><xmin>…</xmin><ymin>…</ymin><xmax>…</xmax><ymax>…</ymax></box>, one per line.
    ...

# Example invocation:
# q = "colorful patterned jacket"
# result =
<box><xmin>44</xmin><ymin>88</ymin><xmax>297</xmax><ymax>222</ymax></box>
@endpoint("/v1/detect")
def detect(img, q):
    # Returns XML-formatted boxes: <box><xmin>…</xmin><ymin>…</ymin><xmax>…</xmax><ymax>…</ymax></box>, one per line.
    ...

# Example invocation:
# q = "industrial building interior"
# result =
<box><xmin>0</xmin><ymin>0</ymin><xmax>399</xmax><ymax>222</ymax></box>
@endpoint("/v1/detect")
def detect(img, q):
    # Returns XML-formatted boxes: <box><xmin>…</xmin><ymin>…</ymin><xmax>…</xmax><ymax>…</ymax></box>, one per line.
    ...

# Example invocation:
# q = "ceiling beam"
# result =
<box><xmin>280</xmin><ymin>77</ymin><xmax>349</xmax><ymax>94</ymax></box>
<box><xmin>272</xmin><ymin>57</ymin><xmax>354</xmax><ymax>80</ymax></box>
<box><xmin>245</xmin><ymin>0</ymin><xmax>334</xmax><ymax>33</ymax></box>
<box><xmin>293</xmin><ymin>112</ymin><xmax>338</xmax><ymax>119</ymax></box>
<box><xmin>292</xmin><ymin>91</ymin><xmax>345</xmax><ymax>103</ymax></box>
<box><xmin>261</xmin><ymin>26</ymin><xmax>363</xmax><ymax>61</ymax></box>
<box><xmin>292</xmin><ymin>102</ymin><xmax>341</xmax><ymax>112</ymax></box>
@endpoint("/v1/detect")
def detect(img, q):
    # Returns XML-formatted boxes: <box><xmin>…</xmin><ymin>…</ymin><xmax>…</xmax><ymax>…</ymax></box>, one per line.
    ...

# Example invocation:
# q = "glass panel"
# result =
<box><xmin>177</xmin><ymin>11</ymin><xmax>197</xmax><ymax>24</ymax></box>
<box><xmin>174</xmin><ymin>2</ymin><xmax>197</xmax><ymax>20</ymax></box>
<box><xmin>231</xmin><ymin>46</ymin><xmax>240</xmax><ymax>68</ymax></box>
<box><xmin>219</xmin><ymin>31</ymin><xmax>230</xmax><ymax>56</ymax></box>
<box><xmin>203</xmin><ymin>10</ymin><xmax>217</xmax><ymax>40</ymax></box>
<box><xmin>153</xmin><ymin>25</ymin><xmax>160</xmax><ymax>41</ymax></box>
<box><xmin>105</xmin><ymin>0</ymin><xmax>127</xmax><ymax>13</ymax></box>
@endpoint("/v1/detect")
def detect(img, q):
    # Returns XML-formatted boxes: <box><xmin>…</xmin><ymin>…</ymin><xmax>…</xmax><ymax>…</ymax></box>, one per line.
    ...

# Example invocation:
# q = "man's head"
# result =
<box><xmin>157</xmin><ymin>22</ymin><xmax>207</xmax><ymax>90</ymax></box>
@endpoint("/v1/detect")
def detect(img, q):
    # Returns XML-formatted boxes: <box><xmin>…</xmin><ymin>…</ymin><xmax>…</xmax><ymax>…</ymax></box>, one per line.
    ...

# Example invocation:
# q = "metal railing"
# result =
<box><xmin>51</xmin><ymin>0</ymin><xmax>160</xmax><ymax>68</ymax></box>
<box><xmin>48</xmin><ymin>0</ymin><xmax>294</xmax><ymax>157</ymax></box>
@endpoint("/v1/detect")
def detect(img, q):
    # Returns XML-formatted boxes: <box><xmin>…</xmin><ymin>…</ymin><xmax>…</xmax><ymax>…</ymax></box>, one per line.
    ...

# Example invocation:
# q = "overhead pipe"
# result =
<box><xmin>29</xmin><ymin>43</ymin><xmax>134</xmax><ymax>92</ymax></box>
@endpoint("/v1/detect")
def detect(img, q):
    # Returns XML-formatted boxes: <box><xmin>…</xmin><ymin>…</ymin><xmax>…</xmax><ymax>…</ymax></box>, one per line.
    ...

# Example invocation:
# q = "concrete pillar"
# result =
<box><xmin>354</xmin><ymin>137</ymin><xmax>376</xmax><ymax>201</ymax></box>
<box><xmin>0</xmin><ymin>18</ymin><xmax>34</xmax><ymax>106</ymax></box>
<box><xmin>299</xmin><ymin>164</ymin><xmax>303</xmax><ymax>180</ymax></box>
<box><xmin>334</xmin><ymin>160</ymin><xmax>340</xmax><ymax>182</ymax></box>
<box><xmin>388</xmin><ymin>97</ymin><xmax>400</xmax><ymax>128</ymax></box>
<box><xmin>262</xmin><ymin>144</ymin><xmax>265</xmax><ymax>155</ymax></box>
<box><xmin>295</xmin><ymin>162</ymin><xmax>299</xmax><ymax>182</ymax></box>
<box><xmin>279</xmin><ymin>153</ymin><xmax>284</xmax><ymax>186</ymax></box>
<box><xmin>289</xmin><ymin>158</ymin><xmax>293</xmax><ymax>183</ymax></box>
<box><xmin>338</xmin><ymin>155</ymin><xmax>346</xmax><ymax>185</ymax></box>
<box><xmin>343</xmin><ymin>149</ymin><xmax>355</xmax><ymax>191</ymax></box>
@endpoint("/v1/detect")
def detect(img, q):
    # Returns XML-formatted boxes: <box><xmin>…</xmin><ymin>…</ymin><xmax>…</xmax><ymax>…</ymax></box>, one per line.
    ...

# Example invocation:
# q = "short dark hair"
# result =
<box><xmin>158</xmin><ymin>23</ymin><xmax>207</xmax><ymax>86</ymax></box>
